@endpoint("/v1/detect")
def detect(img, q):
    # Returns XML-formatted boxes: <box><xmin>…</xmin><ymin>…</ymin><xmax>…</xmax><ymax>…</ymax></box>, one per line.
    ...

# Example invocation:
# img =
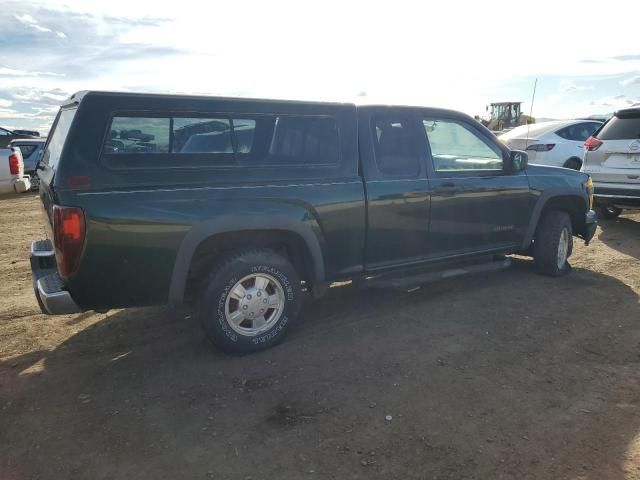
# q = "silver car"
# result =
<box><xmin>582</xmin><ymin>107</ymin><xmax>640</xmax><ymax>218</ymax></box>
<box><xmin>9</xmin><ymin>138</ymin><xmax>45</xmax><ymax>191</ymax></box>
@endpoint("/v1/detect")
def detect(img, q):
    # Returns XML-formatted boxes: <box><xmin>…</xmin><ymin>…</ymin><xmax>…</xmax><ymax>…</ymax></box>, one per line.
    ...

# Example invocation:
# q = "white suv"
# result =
<box><xmin>582</xmin><ymin>107</ymin><xmax>640</xmax><ymax>218</ymax></box>
<box><xmin>499</xmin><ymin>119</ymin><xmax>602</xmax><ymax>170</ymax></box>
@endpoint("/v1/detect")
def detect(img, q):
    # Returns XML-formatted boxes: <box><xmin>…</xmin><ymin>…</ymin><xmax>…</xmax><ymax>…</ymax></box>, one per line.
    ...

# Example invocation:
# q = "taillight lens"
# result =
<box><xmin>52</xmin><ymin>206</ymin><xmax>86</xmax><ymax>277</ymax></box>
<box><xmin>8</xmin><ymin>153</ymin><xmax>20</xmax><ymax>175</ymax></box>
<box><xmin>584</xmin><ymin>176</ymin><xmax>594</xmax><ymax>210</ymax></box>
<box><xmin>584</xmin><ymin>136</ymin><xmax>603</xmax><ymax>151</ymax></box>
<box><xmin>525</xmin><ymin>143</ymin><xmax>555</xmax><ymax>152</ymax></box>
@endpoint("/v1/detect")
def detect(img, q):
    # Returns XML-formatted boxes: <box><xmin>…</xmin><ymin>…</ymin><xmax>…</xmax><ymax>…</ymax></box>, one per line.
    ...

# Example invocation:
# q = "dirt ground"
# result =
<box><xmin>1</xmin><ymin>193</ymin><xmax>639</xmax><ymax>480</ymax></box>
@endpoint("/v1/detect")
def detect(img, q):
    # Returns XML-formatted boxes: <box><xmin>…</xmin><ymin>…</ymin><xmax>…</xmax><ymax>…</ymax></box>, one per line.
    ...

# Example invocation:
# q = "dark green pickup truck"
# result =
<box><xmin>30</xmin><ymin>91</ymin><xmax>597</xmax><ymax>352</ymax></box>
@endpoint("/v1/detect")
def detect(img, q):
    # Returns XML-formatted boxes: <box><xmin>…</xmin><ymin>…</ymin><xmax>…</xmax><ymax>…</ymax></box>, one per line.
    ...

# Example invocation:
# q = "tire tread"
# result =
<box><xmin>533</xmin><ymin>210</ymin><xmax>573</xmax><ymax>276</ymax></box>
<box><xmin>198</xmin><ymin>248</ymin><xmax>301</xmax><ymax>353</ymax></box>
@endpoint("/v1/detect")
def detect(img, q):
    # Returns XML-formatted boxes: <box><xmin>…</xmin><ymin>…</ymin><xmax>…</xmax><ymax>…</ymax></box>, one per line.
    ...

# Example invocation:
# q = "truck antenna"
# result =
<box><xmin>525</xmin><ymin>78</ymin><xmax>538</xmax><ymax>150</ymax></box>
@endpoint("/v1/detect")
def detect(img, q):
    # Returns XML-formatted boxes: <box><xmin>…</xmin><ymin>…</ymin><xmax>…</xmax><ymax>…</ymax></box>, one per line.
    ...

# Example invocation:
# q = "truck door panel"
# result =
<box><xmin>359</xmin><ymin>110</ymin><xmax>431</xmax><ymax>269</ymax></box>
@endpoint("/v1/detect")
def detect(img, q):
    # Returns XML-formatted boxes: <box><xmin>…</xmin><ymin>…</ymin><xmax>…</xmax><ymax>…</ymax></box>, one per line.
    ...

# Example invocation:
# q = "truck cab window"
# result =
<box><xmin>372</xmin><ymin>118</ymin><xmax>420</xmax><ymax>177</ymax></box>
<box><xmin>424</xmin><ymin>119</ymin><xmax>503</xmax><ymax>172</ymax></box>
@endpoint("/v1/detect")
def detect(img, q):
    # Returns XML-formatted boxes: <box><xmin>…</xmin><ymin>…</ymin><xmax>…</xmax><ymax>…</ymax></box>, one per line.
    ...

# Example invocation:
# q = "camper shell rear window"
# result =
<box><xmin>42</xmin><ymin>107</ymin><xmax>77</xmax><ymax>170</ymax></box>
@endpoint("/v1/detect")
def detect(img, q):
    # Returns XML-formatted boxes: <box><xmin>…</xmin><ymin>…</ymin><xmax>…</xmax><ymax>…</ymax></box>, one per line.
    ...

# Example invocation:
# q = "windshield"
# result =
<box><xmin>42</xmin><ymin>107</ymin><xmax>76</xmax><ymax>169</ymax></box>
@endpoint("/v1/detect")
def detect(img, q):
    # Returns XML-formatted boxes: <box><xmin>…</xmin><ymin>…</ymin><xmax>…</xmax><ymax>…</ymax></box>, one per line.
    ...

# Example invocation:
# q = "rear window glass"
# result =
<box><xmin>103</xmin><ymin>114</ymin><xmax>339</xmax><ymax>168</ymax></box>
<box><xmin>597</xmin><ymin>115</ymin><xmax>640</xmax><ymax>140</ymax></box>
<box><xmin>43</xmin><ymin>108</ymin><xmax>76</xmax><ymax>169</ymax></box>
<box><xmin>14</xmin><ymin>144</ymin><xmax>38</xmax><ymax>158</ymax></box>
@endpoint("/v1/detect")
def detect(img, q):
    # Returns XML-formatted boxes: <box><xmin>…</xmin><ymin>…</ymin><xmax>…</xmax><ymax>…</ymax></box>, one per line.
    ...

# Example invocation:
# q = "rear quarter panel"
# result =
<box><xmin>54</xmin><ymin>93</ymin><xmax>365</xmax><ymax>310</ymax></box>
<box><xmin>63</xmin><ymin>183</ymin><xmax>365</xmax><ymax>309</ymax></box>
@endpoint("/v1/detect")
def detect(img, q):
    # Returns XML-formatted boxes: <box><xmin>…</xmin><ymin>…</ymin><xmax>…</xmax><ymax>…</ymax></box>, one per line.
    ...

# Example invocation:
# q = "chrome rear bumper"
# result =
<box><xmin>30</xmin><ymin>239</ymin><xmax>80</xmax><ymax>315</ymax></box>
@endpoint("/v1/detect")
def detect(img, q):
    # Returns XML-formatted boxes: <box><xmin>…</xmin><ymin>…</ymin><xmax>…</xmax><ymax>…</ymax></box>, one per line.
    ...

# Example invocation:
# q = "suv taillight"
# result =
<box><xmin>8</xmin><ymin>153</ymin><xmax>20</xmax><ymax>175</ymax></box>
<box><xmin>526</xmin><ymin>143</ymin><xmax>555</xmax><ymax>152</ymax></box>
<box><xmin>584</xmin><ymin>136</ymin><xmax>603</xmax><ymax>151</ymax></box>
<box><xmin>52</xmin><ymin>206</ymin><xmax>86</xmax><ymax>277</ymax></box>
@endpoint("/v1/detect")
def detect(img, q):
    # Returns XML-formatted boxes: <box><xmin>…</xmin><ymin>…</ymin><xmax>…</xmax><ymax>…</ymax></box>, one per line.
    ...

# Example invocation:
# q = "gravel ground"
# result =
<box><xmin>1</xmin><ymin>193</ymin><xmax>639</xmax><ymax>480</ymax></box>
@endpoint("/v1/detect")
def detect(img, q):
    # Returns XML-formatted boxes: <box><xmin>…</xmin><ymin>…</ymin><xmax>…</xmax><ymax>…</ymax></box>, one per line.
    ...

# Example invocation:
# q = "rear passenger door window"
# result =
<box><xmin>372</xmin><ymin>117</ymin><xmax>421</xmax><ymax>177</ymax></box>
<box><xmin>423</xmin><ymin>118</ymin><xmax>503</xmax><ymax>172</ymax></box>
<box><xmin>556</xmin><ymin>122</ymin><xmax>601</xmax><ymax>142</ymax></box>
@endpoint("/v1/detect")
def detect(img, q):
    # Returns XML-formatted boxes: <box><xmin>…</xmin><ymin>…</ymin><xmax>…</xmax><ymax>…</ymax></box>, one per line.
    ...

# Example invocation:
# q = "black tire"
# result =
<box><xmin>563</xmin><ymin>158</ymin><xmax>582</xmax><ymax>170</ymax></box>
<box><xmin>533</xmin><ymin>210</ymin><xmax>573</xmax><ymax>276</ymax></box>
<box><xmin>198</xmin><ymin>249</ymin><xmax>302</xmax><ymax>353</ymax></box>
<box><xmin>599</xmin><ymin>205</ymin><xmax>622</xmax><ymax>219</ymax></box>
<box><xmin>30</xmin><ymin>174</ymin><xmax>40</xmax><ymax>192</ymax></box>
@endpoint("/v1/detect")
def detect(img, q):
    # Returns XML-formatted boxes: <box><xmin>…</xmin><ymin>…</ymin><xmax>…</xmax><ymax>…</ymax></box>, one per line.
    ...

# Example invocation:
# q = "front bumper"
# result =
<box><xmin>30</xmin><ymin>240</ymin><xmax>80</xmax><ymax>315</ymax></box>
<box><xmin>584</xmin><ymin>209</ymin><xmax>597</xmax><ymax>245</ymax></box>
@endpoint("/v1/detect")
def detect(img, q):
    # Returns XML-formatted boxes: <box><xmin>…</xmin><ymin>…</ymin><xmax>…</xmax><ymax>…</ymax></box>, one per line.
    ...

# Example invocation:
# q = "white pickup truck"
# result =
<box><xmin>0</xmin><ymin>147</ymin><xmax>31</xmax><ymax>194</ymax></box>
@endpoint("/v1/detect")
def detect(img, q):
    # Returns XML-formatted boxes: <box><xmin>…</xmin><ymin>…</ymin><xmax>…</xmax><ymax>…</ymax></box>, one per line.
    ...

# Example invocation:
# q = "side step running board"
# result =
<box><xmin>366</xmin><ymin>257</ymin><xmax>512</xmax><ymax>289</ymax></box>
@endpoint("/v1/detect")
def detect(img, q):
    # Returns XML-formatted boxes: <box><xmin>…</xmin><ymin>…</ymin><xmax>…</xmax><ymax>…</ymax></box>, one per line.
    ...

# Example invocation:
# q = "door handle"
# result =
<box><xmin>434</xmin><ymin>182</ymin><xmax>457</xmax><ymax>195</ymax></box>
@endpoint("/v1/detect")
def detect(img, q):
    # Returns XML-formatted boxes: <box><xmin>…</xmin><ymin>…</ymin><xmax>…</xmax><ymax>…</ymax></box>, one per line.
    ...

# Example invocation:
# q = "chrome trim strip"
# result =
<box><xmin>594</xmin><ymin>194</ymin><xmax>640</xmax><ymax>199</ymax></box>
<box><xmin>76</xmin><ymin>180</ymin><xmax>363</xmax><ymax>196</ymax></box>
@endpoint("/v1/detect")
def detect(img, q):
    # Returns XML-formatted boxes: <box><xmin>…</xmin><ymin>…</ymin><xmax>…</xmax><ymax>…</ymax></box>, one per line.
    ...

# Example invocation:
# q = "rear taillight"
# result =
<box><xmin>525</xmin><ymin>143</ymin><xmax>555</xmax><ymax>152</ymax></box>
<box><xmin>52</xmin><ymin>206</ymin><xmax>86</xmax><ymax>277</ymax></box>
<box><xmin>8</xmin><ymin>153</ymin><xmax>20</xmax><ymax>175</ymax></box>
<box><xmin>584</xmin><ymin>136</ymin><xmax>603</xmax><ymax>151</ymax></box>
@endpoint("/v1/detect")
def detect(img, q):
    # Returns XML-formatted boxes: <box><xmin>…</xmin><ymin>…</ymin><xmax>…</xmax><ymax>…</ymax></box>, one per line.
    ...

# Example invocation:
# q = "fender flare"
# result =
<box><xmin>521</xmin><ymin>189</ymin><xmax>588</xmax><ymax>249</ymax></box>
<box><xmin>168</xmin><ymin>215</ymin><xmax>326</xmax><ymax>304</ymax></box>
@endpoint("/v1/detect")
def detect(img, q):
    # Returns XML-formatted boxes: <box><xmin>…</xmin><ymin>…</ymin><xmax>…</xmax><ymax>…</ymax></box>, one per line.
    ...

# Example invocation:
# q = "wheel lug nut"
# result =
<box><xmin>247</xmin><ymin>294</ymin><xmax>252</xmax><ymax>300</ymax></box>
<box><xmin>242</xmin><ymin>305</ymin><xmax>248</xmax><ymax>310</ymax></box>
<box><xmin>263</xmin><ymin>299</ymin><xmax>267</xmax><ymax>304</ymax></box>
<box><xmin>257</xmin><ymin>292</ymin><xmax>261</xmax><ymax>297</ymax></box>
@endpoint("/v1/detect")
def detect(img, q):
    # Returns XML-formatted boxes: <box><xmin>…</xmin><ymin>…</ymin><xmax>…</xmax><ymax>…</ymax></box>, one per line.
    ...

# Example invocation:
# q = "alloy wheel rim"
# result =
<box><xmin>557</xmin><ymin>227</ymin><xmax>569</xmax><ymax>269</ymax></box>
<box><xmin>224</xmin><ymin>273</ymin><xmax>285</xmax><ymax>336</ymax></box>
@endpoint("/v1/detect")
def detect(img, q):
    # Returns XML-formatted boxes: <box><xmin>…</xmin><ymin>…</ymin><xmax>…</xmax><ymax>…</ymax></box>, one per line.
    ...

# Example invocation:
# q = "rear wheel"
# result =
<box><xmin>29</xmin><ymin>172</ymin><xmax>40</xmax><ymax>191</ymax></box>
<box><xmin>198</xmin><ymin>249</ymin><xmax>302</xmax><ymax>353</ymax></box>
<box><xmin>563</xmin><ymin>158</ymin><xmax>582</xmax><ymax>170</ymax></box>
<box><xmin>599</xmin><ymin>205</ymin><xmax>622</xmax><ymax>219</ymax></box>
<box><xmin>533</xmin><ymin>211</ymin><xmax>573</xmax><ymax>276</ymax></box>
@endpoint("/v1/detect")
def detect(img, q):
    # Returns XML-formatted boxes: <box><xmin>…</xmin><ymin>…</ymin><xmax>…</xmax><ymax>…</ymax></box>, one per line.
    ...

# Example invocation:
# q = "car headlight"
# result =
<box><xmin>584</xmin><ymin>176</ymin><xmax>594</xmax><ymax>210</ymax></box>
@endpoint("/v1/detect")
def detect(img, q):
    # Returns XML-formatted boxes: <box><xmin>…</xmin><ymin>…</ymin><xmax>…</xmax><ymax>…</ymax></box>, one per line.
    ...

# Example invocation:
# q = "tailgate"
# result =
<box><xmin>591</xmin><ymin>139</ymin><xmax>640</xmax><ymax>184</ymax></box>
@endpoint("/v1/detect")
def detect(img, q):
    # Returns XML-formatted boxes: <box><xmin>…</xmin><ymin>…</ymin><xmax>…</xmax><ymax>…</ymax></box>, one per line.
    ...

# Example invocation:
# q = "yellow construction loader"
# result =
<box><xmin>477</xmin><ymin>102</ymin><xmax>535</xmax><ymax>132</ymax></box>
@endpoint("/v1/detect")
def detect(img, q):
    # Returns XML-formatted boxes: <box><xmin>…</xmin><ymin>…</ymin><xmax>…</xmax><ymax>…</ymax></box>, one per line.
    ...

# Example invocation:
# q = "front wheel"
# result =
<box><xmin>198</xmin><ymin>249</ymin><xmax>302</xmax><ymax>353</ymax></box>
<box><xmin>599</xmin><ymin>205</ymin><xmax>622</xmax><ymax>219</ymax></box>
<box><xmin>533</xmin><ymin>211</ymin><xmax>573</xmax><ymax>276</ymax></box>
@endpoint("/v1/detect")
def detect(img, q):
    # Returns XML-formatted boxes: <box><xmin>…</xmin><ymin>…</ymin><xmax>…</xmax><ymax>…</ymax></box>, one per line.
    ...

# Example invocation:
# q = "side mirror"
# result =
<box><xmin>509</xmin><ymin>150</ymin><xmax>528</xmax><ymax>172</ymax></box>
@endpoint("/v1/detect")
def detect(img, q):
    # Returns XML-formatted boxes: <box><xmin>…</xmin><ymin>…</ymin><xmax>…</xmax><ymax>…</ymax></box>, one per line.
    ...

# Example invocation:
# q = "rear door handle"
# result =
<box><xmin>434</xmin><ymin>182</ymin><xmax>457</xmax><ymax>195</ymax></box>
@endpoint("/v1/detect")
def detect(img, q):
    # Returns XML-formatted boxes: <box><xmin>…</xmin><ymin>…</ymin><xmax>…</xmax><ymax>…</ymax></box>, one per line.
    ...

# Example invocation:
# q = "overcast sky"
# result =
<box><xmin>1</xmin><ymin>0</ymin><xmax>639</xmax><ymax>133</ymax></box>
